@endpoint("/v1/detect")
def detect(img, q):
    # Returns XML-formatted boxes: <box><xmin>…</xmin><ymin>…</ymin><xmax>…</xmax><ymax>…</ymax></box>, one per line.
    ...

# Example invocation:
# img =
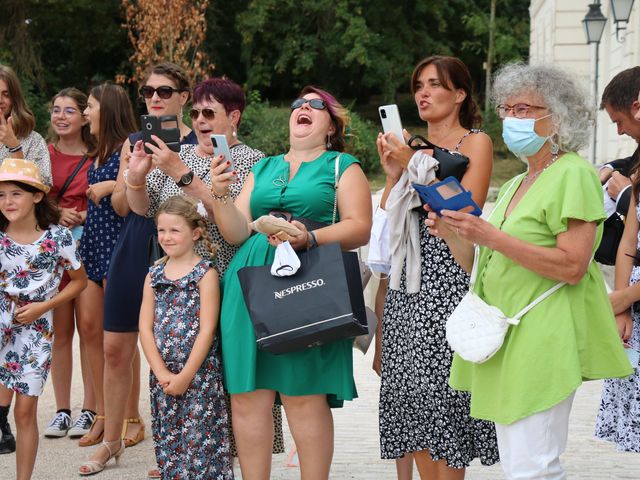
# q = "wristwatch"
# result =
<box><xmin>176</xmin><ymin>170</ymin><xmax>194</xmax><ymax>187</ymax></box>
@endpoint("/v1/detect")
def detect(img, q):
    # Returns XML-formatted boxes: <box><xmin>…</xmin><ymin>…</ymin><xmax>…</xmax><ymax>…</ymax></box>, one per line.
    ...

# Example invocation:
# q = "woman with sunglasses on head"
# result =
<box><xmin>74</xmin><ymin>83</ymin><xmax>135</xmax><ymax>473</ymax></box>
<box><xmin>376</xmin><ymin>56</ymin><xmax>498</xmax><ymax>479</ymax></box>
<box><xmin>43</xmin><ymin>88</ymin><xmax>98</xmax><ymax>441</ymax></box>
<box><xmin>78</xmin><ymin>63</ymin><xmax>195</xmax><ymax>476</ymax></box>
<box><xmin>427</xmin><ymin>64</ymin><xmax>632</xmax><ymax>479</ymax></box>
<box><xmin>209</xmin><ymin>86</ymin><xmax>372</xmax><ymax>479</ymax></box>
<box><xmin>0</xmin><ymin>63</ymin><xmax>53</xmax><ymax>456</ymax></box>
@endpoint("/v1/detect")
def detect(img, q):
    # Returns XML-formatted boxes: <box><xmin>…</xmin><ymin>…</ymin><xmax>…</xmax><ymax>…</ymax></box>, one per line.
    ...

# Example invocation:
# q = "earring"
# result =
<box><xmin>549</xmin><ymin>139</ymin><xmax>559</xmax><ymax>155</ymax></box>
<box><xmin>326</xmin><ymin>134</ymin><xmax>332</xmax><ymax>149</ymax></box>
<box><xmin>232</xmin><ymin>127</ymin><xmax>237</xmax><ymax>138</ymax></box>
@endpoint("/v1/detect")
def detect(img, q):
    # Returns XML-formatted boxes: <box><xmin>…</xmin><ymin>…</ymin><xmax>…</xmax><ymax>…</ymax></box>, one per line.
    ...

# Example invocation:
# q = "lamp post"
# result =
<box><xmin>610</xmin><ymin>0</ymin><xmax>636</xmax><ymax>41</ymax></box>
<box><xmin>583</xmin><ymin>2</ymin><xmax>607</xmax><ymax>164</ymax></box>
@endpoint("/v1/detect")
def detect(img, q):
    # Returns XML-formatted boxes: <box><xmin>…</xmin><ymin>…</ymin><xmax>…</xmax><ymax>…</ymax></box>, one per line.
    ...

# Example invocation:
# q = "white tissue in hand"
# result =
<box><xmin>270</xmin><ymin>241</ymin><xmax>301</xmax><ymax>277</ymax></box>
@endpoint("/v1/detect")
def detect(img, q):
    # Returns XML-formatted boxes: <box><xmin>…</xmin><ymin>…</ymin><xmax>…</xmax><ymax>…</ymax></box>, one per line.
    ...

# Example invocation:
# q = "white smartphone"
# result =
<box><xmin>378</xmin><ymin>104</ymin><xmax>406</xmax><ymax>145</ymax></box>
<box><xmin>211</xmin><ymin>134</ymin><xmax>234</xmax><ymax>173</ymax></box>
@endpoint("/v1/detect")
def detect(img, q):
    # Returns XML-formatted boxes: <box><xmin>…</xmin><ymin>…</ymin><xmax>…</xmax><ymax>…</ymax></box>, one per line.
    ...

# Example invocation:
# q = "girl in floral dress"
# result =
<box><xmin>139</xmin><ymin>196</ymin><xmax>232</xmax><ymax>480</ymax></box>
<box><xmin>0</xmin><ymin>158</ymin><xmax>86</xmax><ymax>480</ymax></box>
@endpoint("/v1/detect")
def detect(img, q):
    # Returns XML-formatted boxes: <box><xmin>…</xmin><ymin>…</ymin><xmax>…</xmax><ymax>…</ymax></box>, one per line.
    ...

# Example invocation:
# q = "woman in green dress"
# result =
<box><xmin>426</xmin><ymin>63</ymin><xmax>633</xmax><ymax>479</ymax></box>
<box><xmin>210</xmin><ymin>86</ymin><xmax>371</xmax><ymax>479</ymax></box>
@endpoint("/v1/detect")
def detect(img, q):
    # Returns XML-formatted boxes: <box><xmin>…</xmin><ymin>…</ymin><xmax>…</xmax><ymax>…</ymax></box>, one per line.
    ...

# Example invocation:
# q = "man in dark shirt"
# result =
<box><xmin>600</xmin><ymin>67</ymin><xmax>640</xmax><ymax>216</ymax></box>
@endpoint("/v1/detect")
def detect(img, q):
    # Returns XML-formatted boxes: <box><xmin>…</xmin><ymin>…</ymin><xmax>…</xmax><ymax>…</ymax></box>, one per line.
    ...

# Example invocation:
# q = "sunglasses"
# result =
<box><xmin>189</xmin><ymin>108</ymin><xmax>217</xmax><ymax>120</ymax></box>
<box><xmin>139</xmin><ymin>86</ymin><xmax>183</xmax><ymax>100</ymax></box>
<box><xmin>290</xmin><ymin>98</ymin><xmax>327</xmax><ymax>110</ymax></box>
<box><xmin>50</xmin><ymin>106</ymin><xmax>80</xmax><ymax>117</ymax></box>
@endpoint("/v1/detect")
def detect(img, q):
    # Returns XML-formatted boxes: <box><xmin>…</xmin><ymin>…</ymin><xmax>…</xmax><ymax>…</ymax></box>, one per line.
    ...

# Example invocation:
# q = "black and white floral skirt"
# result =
<box><xmin>378</xmin><ymin>221</ymin><xmax>499</xmax><ymax>468</ymax></box>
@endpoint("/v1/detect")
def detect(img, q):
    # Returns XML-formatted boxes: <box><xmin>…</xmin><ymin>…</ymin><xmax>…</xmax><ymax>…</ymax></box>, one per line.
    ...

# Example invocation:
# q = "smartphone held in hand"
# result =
<box><xmin>141</xmin><ymin>115</ymin><xmax>181</xmax><ymax>154</ymax></box>
<box><xmin>378</xmin><ymin>104</ymin><xmax>406</xmax><ymax>145</ymax></box>
<box><xmin>211</xmin><ymin>134</ymin><xmax>234</xmax><ymax>173</ymax></box>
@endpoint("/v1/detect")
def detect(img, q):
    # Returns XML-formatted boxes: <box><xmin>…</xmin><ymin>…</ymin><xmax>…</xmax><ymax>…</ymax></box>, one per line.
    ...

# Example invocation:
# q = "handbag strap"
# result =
<box><xmin>468</xmin><ymin>172</ymin><xmax>565</xmax><ymax>321</ymax></box>
<box><xmin>331</xmin><ymin>153</ymin><xmax>344</xmax><ymax>225</ymax></box>
<box><xmin>57</xmin><ymin>154</ymin><xmax>90</xmax><ymax>200</ymax></box>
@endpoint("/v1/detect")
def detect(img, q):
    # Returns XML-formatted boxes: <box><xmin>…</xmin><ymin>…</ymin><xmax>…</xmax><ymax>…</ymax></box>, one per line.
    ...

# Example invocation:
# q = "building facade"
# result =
<box><xmin>530</xmin><ymin>0</ymin><xmax>639</xmax><ymax>163</ymax></box>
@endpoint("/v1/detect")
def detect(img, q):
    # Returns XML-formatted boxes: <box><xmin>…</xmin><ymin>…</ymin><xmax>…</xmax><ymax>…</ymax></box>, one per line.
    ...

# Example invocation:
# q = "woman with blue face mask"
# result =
<box><xmin>425</xmin><ymin>63</ymin><xmax>633</xmax><ymax>479</ymax></box>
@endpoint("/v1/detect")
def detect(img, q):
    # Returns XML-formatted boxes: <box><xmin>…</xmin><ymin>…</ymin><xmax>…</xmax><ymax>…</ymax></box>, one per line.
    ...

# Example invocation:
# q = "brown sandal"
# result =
<box><xmin>78</xmin><ymin>414</ymin><xmax>105</xmax><ymax>447</ymax></box>
<box><xmin>122</xmin><ymin>417</ymin><xmax>145</xmax><ymax>448</ymax></box>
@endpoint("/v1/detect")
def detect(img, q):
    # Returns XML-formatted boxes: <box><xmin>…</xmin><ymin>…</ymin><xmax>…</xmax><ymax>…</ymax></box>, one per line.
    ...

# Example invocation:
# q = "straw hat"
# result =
<box><xmin>0</xmin><ymin>158</ymin><xmax>50</xmax><ymax>193</ymax></box>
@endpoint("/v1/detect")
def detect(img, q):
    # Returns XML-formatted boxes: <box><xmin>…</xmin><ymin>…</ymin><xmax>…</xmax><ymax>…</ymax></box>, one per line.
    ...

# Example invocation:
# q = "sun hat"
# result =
<box><xmin>0</xmin><ymin>158</ymin><xmax>50</xmax><ymax>193</ymax></box>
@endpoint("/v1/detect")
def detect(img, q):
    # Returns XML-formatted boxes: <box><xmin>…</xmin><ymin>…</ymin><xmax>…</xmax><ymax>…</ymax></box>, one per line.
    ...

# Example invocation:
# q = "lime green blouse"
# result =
<box><xmin>449</xmin><ymin>152</ymin><xmax>633</xmax><ymax>425</ymax></box>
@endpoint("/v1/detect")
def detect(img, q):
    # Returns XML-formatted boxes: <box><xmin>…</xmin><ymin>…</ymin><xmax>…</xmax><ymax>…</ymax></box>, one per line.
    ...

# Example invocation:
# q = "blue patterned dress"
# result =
<box><xmin>149</xmin><ymin>259</ymin><xmax>232</xmax><ymax>479</ymax></box>
<box><xmin>0</xmin><ymin>225</ymin><xmax>81</xmax><ymax>396</ymax></box>
<box><xmin>78</xmin><ymin>151</ymin><xmax>123</xmax><ymax>281</ymax></box>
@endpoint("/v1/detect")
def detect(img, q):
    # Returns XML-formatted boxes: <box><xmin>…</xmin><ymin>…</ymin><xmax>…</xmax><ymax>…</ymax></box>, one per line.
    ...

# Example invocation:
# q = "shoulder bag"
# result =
<box><xmin>445</xmin><ymin>175</ymin><xmax>565</xmax><ymax>363</ymax></box>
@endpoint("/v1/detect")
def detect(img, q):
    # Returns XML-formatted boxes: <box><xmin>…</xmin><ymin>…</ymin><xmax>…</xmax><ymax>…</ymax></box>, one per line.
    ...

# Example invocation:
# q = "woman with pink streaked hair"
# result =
<box><xmin>210</xmin><ymin>85</ymin><xmax>372</xmax><ymax>479</ymax></box>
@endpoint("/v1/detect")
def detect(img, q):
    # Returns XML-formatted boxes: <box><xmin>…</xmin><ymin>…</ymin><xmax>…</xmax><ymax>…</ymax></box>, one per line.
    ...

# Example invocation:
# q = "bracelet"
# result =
<box><xmin>211</xmin><ymin>189</ymin><xmax>230</xmax><ymax>204</ymax></box>
<box><xmin>124</xmin><ymin>178</ymin><xmax>145</xmax><ymax>191</ymax></box>
<box><xmin>308</xmin><ymin>230</ymin><xmax>318</xmax><ymax>248</ymax></box>
<box><xmin>7</xmin><ymin>144</ymin><xmax>22</xmax><ymax>153</ymax></box>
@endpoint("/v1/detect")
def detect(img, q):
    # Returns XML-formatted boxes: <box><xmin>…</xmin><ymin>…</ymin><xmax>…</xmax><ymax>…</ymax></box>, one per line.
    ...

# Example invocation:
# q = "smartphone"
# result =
<box><xmin>211</xmin><ymin>134</ymin><xmax>234</xmax><ymax>173</ymax></box>
<box><xmin>378</xmin><ymin>104</ymin><xmax>406</xmax><ymax>145</ymax></box>
<box><xmin>412</xmin><ymin>177</ymin><xmax>482</xmax><ymax>217</ymax></box>
<box><xmin>141</xmin><ymin>115</ymin><xmax>180</xmax><ymax>154</ymax></box>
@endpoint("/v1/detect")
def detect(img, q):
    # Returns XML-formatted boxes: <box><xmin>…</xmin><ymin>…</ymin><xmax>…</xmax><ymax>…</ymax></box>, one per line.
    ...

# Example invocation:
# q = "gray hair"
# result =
<box><xmin>491</xmin><ymin>63</ymin><xmax>593</xmax><ymax>152</ymax></box>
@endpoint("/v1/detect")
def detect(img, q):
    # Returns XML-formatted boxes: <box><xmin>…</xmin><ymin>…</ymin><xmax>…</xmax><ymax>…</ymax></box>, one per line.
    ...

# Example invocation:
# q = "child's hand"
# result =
<box><xmin>87</xmin><ymin>180</ymin><xmax>116</xmax><ymax>205</ymax></box>
<box><xmin>14</xmin><ymin>302</ymin><xmax>47</xmax><ymax>325</ymax></box>
<box><xmin>155</xmin><ymin>370</ymin><xmax>174</xmax><ymax>388</ymax></box>
<box><xmin>162</xmin><ymin>372</ymin><xmax>192</xmax><ymax>397</ymax></box>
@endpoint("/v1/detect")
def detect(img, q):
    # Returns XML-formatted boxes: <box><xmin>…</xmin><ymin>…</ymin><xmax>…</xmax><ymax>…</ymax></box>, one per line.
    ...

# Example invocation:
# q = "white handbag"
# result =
<box><xmin>445</xmin><ymin>174</ymin><xmax>565</xmax><ymax>363</ymax></box>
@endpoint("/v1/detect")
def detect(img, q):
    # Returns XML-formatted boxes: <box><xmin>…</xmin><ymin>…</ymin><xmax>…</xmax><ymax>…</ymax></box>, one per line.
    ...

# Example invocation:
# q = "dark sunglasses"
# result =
<box><xmin>189</xmin><ymin>108</ymin><xmax>217</xmax><ymax>120</ymax></box>
<box><xmin>139</xmin><ymin>86</ymin><xmax>183</xmax><ymax>100</ymax></box>
<box><xmin>290</xmin><ymin>98</ymin><xmax>327</xmax><ymax>110</ymax></box>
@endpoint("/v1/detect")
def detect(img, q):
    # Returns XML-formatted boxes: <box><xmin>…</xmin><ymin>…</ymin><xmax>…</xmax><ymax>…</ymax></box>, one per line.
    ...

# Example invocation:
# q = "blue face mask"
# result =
<box><xmin>502</xmin><ymin>115</ymin><xmax>551</xmax><ymax>157</ymax></box>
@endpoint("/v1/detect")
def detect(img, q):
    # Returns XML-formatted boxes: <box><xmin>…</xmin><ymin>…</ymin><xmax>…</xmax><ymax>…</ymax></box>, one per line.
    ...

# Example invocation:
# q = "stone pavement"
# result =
<box><xmin>2</xmin><ymin>337</ymin><xmax>640</xmax><ymax>479</ymax></box>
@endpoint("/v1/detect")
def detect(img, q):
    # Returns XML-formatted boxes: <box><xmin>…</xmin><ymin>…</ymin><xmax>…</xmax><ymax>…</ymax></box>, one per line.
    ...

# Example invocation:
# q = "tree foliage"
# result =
<box><xmin>121</xmin><ymin>0</ymin><xmax>214</xmax><ymax>84</ymax></box>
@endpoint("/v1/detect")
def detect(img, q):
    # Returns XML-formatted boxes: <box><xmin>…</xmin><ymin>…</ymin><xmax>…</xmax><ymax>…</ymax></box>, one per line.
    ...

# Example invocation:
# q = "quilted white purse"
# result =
<box><xmin>445</xmin><ymin>174</ymin><xmax>565</xmax><ymax>363</ymax></box>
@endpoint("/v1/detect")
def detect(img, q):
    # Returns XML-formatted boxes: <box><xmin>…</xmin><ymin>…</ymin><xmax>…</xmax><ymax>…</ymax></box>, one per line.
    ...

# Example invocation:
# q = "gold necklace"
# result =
<box><xmin>522</xmin><ymin>153</ymin><xmax>559</xmax><ymax>186</ymax></box>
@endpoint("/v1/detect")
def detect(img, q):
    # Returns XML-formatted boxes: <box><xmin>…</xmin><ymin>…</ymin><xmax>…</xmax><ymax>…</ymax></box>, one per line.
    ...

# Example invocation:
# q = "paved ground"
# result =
<box><xmin>2</xmin><ymin>196</ymin><xmax>640</xmax><ymax>479</ymax></box>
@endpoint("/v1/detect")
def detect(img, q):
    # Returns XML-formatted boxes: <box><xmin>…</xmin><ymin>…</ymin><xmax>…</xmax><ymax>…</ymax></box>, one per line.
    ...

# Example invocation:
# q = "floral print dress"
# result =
<box><xmin>149</xmin><ymin>259</ymin><xmax>232</xmax><ymax>479</ymax></box>
<box><xmin>0</xmin><ymin>225</ymin><xmax>81</xmax><ymax>396</ymax></box>
<box><xmin>595</xmin><ymin>201</ymin><xmax>640</xmax><ymax>451</ymax></box>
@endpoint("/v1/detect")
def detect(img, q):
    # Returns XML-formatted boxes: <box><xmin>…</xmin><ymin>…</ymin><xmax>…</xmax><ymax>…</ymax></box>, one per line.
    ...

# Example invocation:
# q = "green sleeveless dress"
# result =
<box><xmin>220</xmin><ymin>151</ymin><xmax>360</xmax><ymax>408</ymax></box>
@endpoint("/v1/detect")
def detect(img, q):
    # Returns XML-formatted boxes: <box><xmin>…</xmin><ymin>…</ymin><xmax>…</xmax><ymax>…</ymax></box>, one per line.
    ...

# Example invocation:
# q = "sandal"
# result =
<box><xmin>122</xmin><ymin>417</ymin><xmax>145</xmax><ymax>448</ymax></box>
<box><xmin>148</xmin><ymin>468</ymin><xmax>161</xmax><ymax>479</ymax></box>
<box><xmin>78</xmin><ymin>439</ymin><xmax>124</xmax><ymax>476</ymax></box>
<box><xmin>78</xmin><ymin>415</ymin><xmax>105</xmax><ymax>447</ymax></box>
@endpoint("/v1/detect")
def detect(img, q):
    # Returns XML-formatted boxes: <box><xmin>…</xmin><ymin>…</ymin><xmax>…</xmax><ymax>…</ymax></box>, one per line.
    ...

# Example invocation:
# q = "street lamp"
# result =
<box><xmin>583</xmin><ymin>2</ymin><xmax>607</xmax><ymax>164</ymax></box>
<box><xmin>583</xmin><ymin>3</ymin><xmax>608</xmax><ymax>43</ymax></box>
<box><xmin>610</xmin><ymin>0</ymin><xmax>636</xmax><ymax>41</ymax></box>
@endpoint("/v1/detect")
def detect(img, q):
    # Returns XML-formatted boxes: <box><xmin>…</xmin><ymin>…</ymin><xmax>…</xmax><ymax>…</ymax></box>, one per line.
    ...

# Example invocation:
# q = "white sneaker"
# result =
<box><xmin>68</xmin><ymin>410</ymin><xmax>95</xmax><ymax>438</ymax></box>
<box><xmin>44</xmin><ymin>411</ymin><xmax>71</xmax><ymax>438</ymax></box>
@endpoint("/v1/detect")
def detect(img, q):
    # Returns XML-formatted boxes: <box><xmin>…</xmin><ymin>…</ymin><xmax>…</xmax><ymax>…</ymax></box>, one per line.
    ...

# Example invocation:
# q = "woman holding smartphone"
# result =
<box><xmin>79</xmin><ymin>63</ymin><xmax>195</xmax><ymax>476</ymax></box>
<box><xmin>376</xmin><ymin>56</ymin><xmax>498</xmax><ymax>479</ymax></box>
<box><xmin>126</xmin><ymin>77</ymin><xmax>286</xmax><ymax>478</ymax></box>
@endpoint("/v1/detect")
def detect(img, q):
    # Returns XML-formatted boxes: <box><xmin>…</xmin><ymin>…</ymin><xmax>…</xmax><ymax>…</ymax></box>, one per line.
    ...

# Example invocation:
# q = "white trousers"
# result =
<box><xmin>495</xmin><ymin>392</ymin><xmax>576</xmax><ymax>480</ymax></box>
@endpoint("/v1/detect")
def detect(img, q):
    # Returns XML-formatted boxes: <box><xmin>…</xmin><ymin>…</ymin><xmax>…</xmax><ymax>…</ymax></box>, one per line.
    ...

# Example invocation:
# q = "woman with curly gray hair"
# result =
<box><xmin>426</xmin><ymin>63</ymin><xmax>633</xmax><ymax>479</ymax></box>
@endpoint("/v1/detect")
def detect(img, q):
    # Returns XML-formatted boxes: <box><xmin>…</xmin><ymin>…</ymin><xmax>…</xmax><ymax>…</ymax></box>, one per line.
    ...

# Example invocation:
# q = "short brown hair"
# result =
<box><xmin>600</xmin><ymin>66</ymin><xmax>640</xmax><ymax>112</ymax></box>
<box><xmin>141</xmin><ymin>62</ymin><xmax>191</xmax><ymax>102</ymax></box>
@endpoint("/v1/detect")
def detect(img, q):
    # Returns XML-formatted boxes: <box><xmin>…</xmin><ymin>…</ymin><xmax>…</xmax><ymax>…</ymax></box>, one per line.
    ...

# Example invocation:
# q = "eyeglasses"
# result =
<box><xmin>290</xmin><ymin>98</ymin><xmax>327</xmax><ymax>110</ymax></box>
<box><xmin>496</xmin><ymin>103</ymin><xmax>548</xmax><ymax>119</ymax></box>
<box><xmin>50</xmin><ymin>107</ymin><xmax>80</xmax><ymax>117</ymax></box>
<box><xmin>139</xmin><ymin>86</ymin><xmax>182</xmax><ymax>99</ymax></box>
<box><xmin>189</xmin><ymin>108</ymin><xmax>217</xmax><ymax>120</ymax></box>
